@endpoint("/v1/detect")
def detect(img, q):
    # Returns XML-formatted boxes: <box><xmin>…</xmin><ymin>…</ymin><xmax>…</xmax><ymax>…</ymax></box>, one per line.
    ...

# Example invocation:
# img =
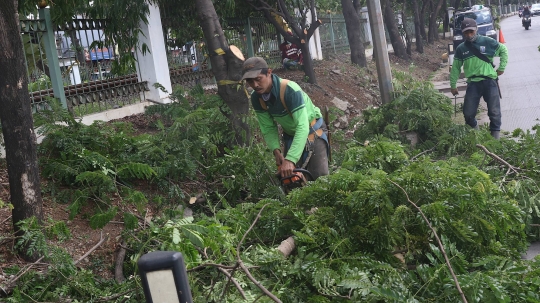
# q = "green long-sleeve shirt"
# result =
<box><xmin>450</xmin><ymin>35</ymin><xmax>508</xmax><ymax>89</ymax></box>
<box><xmin>250</xmin><ymin>74</ymin><xmax>322</xmax><ymax>164</ymax></box>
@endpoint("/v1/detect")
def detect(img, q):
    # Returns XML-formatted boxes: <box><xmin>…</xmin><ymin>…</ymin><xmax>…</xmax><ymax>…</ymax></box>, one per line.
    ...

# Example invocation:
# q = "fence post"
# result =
<box><xmin>244</xmin><ymin>17</ymin><xmax>255</xmax><ymax>58</ymax></box>
<box><xmin>39</xmin><ymin>8</ymin><xmax>68</xmax><ymax>110</ymax></box>
<box><xmin>135</xmin><ymin>2</ymin><xmax>172</xmax><ymax>103</ymax></box>
<box><xmin>330</xmin><ymin>15</ymin><xmax>336</xmax><ymax>53</ymax></box>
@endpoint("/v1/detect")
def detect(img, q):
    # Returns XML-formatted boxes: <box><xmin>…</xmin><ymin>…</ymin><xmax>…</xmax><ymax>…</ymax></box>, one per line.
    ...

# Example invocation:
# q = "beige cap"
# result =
<box><xmin>242</xmin><ymin>57</ymin><xmax>268</xmax><ymax>80</ymax></box>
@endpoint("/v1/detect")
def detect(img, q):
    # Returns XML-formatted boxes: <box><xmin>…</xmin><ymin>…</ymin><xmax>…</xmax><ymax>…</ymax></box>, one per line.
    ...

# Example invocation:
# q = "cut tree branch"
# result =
<box><xmin>115</xmin><ymin>240</ymin><xmax>127</xmax><ymax>283</ymax></box>
<box><xmin>236</xmin><ymin>203</ymin><xmax>282</xmax><ymax>303</ymax></box>
<box><xmin>218</xmin><ymin>263</ymin><xmax>246</xmax><ymax>300</ymax></box>
<box><xmin>476</xmin><ymin>144</ymin><xmax>520</xmax><ymax>174</ymax></box>
<box><xmin>388</xmin><ymin>179</ymin><xmax>468</xmax><ymax>303</ymax></box>
<box><xmin>74</xmin><ymin>231</ymin><xmax>108</xmax><ymax>265</ymax></box>
<box><xmin>0</xmin><ymin>256</ymin><xmax>45</xmax><ymax>296</ymax></box>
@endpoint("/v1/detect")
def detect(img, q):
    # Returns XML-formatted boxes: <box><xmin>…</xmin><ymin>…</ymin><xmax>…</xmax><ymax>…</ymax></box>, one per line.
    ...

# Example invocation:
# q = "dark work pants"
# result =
<box><xmin>284</xmin><ymin>120</ymin><xmax>329</xmax><ymax>181</ymax></box>
<box><xmin>463</xmin><ymin>79</ymin><xmax>502</xmax><ymax>131</ymax></box>
<box><xmin>304</xmin><ymin>137</ymin><xmax>329</xmax><ymax>180</ymax></box>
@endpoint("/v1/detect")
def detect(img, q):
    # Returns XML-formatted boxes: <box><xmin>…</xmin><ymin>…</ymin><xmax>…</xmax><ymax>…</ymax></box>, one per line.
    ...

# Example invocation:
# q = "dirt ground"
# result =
<box><xmin>0</xmin><ymin>37</ymin><xmax>451</xmax><ymax>286</ymax></box>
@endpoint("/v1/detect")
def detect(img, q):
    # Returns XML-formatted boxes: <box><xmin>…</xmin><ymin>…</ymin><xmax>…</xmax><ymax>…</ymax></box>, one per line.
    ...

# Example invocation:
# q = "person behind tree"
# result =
<box><xmin>449</xmin><ymin>18</ymin><xmax>508</xmax><ymax>139</ymax></box>
<box><xmin>279</xmin><ymin>31</ymin><xmax>303</xmax><ymax>70</ymax></box>
<box><xmin>242</xmin><ymin>57</ymin><xmax>328</xmax><ymax>179</ymax></box>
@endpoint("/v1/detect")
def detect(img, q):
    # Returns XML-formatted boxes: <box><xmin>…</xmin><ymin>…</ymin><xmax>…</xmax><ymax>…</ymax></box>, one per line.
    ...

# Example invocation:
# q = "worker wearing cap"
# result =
<box><xmin>450</xmin><ymin>17</ymin><xmax>508</xmax><ymax>139</ymax></box>
<box><xmin>242</xmin><ymin>57</ymin><xmax>329</xmax><ymax>180</ymax></box>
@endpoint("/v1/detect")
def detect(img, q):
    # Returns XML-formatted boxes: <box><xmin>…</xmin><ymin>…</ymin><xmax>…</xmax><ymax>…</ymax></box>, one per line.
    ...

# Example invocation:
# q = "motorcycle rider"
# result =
<box><xmin>523</xmin><ymin>6</ymin><xmax>531</xmax><ymax>17</ymax></box>
<box><xmin>523</xmin><ymin>6</ymin><xmax>532</xmax><ymax>27</ymax></box>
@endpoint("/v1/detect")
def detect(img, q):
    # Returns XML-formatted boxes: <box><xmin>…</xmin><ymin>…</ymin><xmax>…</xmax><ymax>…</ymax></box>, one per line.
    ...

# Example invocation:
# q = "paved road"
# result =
<box><xmin>498</xmin><ymin>15</ymin><xmax>540</xmax><ymax>132</ymax></box>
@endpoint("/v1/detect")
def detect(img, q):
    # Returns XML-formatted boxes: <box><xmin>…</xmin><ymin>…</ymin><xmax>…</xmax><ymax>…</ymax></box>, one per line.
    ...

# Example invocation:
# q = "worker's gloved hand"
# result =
<box><xmin>451</xmin><ymin>88</ymin><xmax>459</xmax><ymax>96</ymax></box>
<box><xmin>279</xmin><ymin>159</ymin><xmax>295</xmax><ymax>178</ymax></box>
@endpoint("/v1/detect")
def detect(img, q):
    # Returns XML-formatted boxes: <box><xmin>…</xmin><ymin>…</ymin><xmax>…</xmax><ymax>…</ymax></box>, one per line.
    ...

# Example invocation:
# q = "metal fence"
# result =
<box><xmin>161</xmin><ymin>11</ymin><xmax>216</xmax><ymax>90</ymax></box>
<box><xmin>20</xmin><ymin>9</ymin><xmax>149</xmax><ymax>115</ymax></box>
<box><xmin>225</xmin><ymin>17</ymin><xmax>283</xmax><ymax>68</ymax></box>
<box><xmin>20</xmin><ymin>9</ymin><xmax>358</xmax><ymax>116</ymax></box>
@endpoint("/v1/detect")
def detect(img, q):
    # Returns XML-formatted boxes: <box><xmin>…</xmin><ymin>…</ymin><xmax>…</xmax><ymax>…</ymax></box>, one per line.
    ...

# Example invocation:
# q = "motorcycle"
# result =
<box><xmin>523</xmin><ymin>16</ymin><xmax>532</xmax><ymax>30</ymax></box>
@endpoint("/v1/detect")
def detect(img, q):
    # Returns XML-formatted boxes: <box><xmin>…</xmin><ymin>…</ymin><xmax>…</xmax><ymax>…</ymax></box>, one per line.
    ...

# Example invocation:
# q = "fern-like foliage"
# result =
<box><xmin>354</xmin><ymin>79</ymin><xmax>453</xmax><ymax>145</ymax></box>
<box><xmin>89</xmin><ymin>206</ymin><xmax>118</xmax><ymax>229</ymax></box>
<box><xmin>117</xmin><ymin>162</ymin><xmax>157</xmax><ymax>180</ymax></box>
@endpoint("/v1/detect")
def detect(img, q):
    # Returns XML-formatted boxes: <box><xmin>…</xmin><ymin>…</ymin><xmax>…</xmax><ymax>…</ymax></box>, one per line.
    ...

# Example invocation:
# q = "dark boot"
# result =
<box><xmin>490</xmin><ymin>130</ymin><xmax>500</xmax><ymax>139</ymax></box>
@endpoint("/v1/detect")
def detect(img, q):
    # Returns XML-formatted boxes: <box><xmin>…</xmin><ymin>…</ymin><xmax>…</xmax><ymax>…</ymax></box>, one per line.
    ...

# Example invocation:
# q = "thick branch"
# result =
<box><xmin>277</xmin><ymin>236</ymin><xmax>295</xmax><ymax>257</ymax></box>
<box><xmin>114</xmin><ymin>241</ymin><xmax>127</xmax><ymax>283</ymax></box>
<box><xmin>0</xmin><ymin>256</ymin><xmax>45</xmax><ymax>296</ymax></box>
<box><xmin>388</xmin><ymin>179</ymin><xmax>468</xmax><ymax>303</ymax></box>
<box><xmin>306</xmin><ymin>19</ymin><xmax>322</xmax><ymax>40</ymax></box>
<box><xmin>187</xmin><ymin>263</ymin><xmax>237</xmax><ymax>272</ymax></box>
<box><xmin>74</xmin><ymin>231</ymin><xmax>108</xmax><ymax>265</ymax></box>
<box><xmin>476</xmin><ymin>144</ymin><xmax>520</xmax><ymax>174</ymax></box>
<box><xmin>218</xmin><ymin>264</ymin><xmax>246</xmax><ymax>300</ymax></box>
<box><xmin>259</xmin><ymin>8</ymin><xmax>302</xmax><ymax>45</ymax></box>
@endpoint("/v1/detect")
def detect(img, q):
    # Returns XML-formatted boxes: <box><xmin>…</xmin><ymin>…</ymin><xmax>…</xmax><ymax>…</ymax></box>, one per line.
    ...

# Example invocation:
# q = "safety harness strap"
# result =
<box><xmin>259</xmin><ymin>79</ymin><xmax>292</xmax><ymax>118</ymax></box>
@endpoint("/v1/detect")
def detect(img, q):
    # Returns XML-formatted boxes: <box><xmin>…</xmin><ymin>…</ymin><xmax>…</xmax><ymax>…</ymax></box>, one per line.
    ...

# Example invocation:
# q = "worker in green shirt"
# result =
<box><xmin>242</xmin><ymin>57</ymin><xmax>329</xmax><ymax>180</ymax></box>
<box><xmin>450</xmin><ymin>18</ymin><xmax>508</xmax><ymax>139</ymax></box>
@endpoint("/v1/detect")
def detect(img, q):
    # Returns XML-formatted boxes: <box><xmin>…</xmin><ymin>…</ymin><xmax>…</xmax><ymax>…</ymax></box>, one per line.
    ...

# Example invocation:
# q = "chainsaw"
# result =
<box><xmin>278</xmin><ymin>168</ymin><xmax>314</xmax><ymax>194</ymax></box>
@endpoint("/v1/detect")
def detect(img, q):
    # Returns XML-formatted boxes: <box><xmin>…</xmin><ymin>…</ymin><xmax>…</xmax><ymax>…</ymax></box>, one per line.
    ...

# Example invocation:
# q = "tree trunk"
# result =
<box><xmin>428</xmin><ymin>0</ymin><xmax>444</xmax><ymax>43</ymax></box>
<box><xmin>0</xmin><ymin>0</ymin><xmax>44</xmax><ymax>261</ymax></box>
<box><xmin>299</xmin><ymin>42</ymin><xmax>317</xmax><ymax>84</ymax></box>
<box><xmin>258</xmin><ymin>0</ymin><xmax>321</xmax><ymax>84</ymax></box>
<box><xmin>353</xmin><ymin>0</ymin><xmax>363</xmax><ymax>16</ymax></box>
<box><xmin>419</xmin><ymin>0</ymin><xmax>428</xmax><ymax>41</ymax></box>
<box><xmin>341</xmin><ymin>0</ymin><xmax>367</xmax><ymax>67</ymax></box>
<box><xmin>69</xmin><ymin>30</ymin><xmax>86</xmax><ymax>64</ymax></box>
<box><xmin>442</xmin><ymin>0</ymin><xmax>448</xmax><ymax>39</ymax></box>
<box><xmin>382</xmin><ymin>0</ymin><xmax>409</xmax><ymax>60</ymax></box>
<box><xmin>195</xmin><ymin>0</ymin><xmax>251</xmax><ymax>145</ymax></box>
<box><xmin>412</xmin><ymin>0</ymin><xmax>424</xmax><ymax>53</ymax></box>
<box><xmin>453</xmin><ymin>0</ymin><xmax>462</xmax><ymax>11</ymax></box>
<box><xmin>402</xmin><ymin>0</ymin><xmax>412</xmax><ymax>56</ymax></box>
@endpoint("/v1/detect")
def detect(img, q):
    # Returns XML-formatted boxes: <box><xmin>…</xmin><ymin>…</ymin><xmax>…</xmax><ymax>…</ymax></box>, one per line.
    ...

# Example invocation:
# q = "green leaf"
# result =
<box><xmin>89</xmin><ymin>207</ymin><xmax>118</xmax><ymax>229</ymax></box>
<box><xmin>172</xmin><ymin>228</ymin><xmax>181</xmax><ymax>244</ymax></box>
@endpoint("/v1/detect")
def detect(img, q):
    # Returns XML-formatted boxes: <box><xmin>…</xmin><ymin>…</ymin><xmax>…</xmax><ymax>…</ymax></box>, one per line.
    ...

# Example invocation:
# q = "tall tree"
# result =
<box><xmin>249</xmin><ymin>0</ymin><xmax>322</xmax><ymax>84</ymax></box>
<box><xmin>195</xmin><ymin>0</ymin><xmax>251</xmax><ymax>144</ymax></box>
<box><xmin>401</xmin><ymin>0</ymin><xmax>412</xmax><ymax>55</ymax></box>
<box><xmin>419</xmin><ymin>0</ymin><xmax>428</xmax><ymax>41</ymax></box>
<box><xmin>381</xmin><ymin>0</ymin><xmax>409</xmax><ymax>59</ymax></box>
<box><xmin>341</xmin><ymin>0</ymin><xmax>367</xmax><ymax>67</ymax></box>
<box><xmin>412</xmin><ymin>0</ymin><xmax>424</xmax><ymax>53</ymax></box>
<box><xmin>427</xmin><ymin>0</ymin><xmax>445</xmax><ymax>43</ymax></box>
<box><xmin>1</xmin><ymin>0</ymin><xmax>44</xmax><ymax>261</ymax></box>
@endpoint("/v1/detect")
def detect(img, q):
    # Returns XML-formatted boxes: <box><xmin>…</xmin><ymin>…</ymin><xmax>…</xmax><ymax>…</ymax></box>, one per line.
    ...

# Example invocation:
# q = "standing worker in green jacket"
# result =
<box><xmin>242</xmin><ymin>57</ymin><xmax>329</xmax><ymax>180</ymax></box>
<box><xmin>450</xmin><ymin>18</ymin><xmax>508</xmax><ymax>139</ymax></box>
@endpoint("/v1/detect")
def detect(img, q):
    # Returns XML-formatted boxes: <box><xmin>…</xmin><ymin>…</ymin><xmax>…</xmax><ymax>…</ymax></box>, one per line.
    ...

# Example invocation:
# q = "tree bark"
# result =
<box><xmin>442</xmin><ymin>0</ymin><xmax>448</xmax><ymax>39</ymax></box>
<box><xmin>296</xmin><ymin>28</ymin><xmax>317</xmax><ymax>84</ymax></box>
<box><xmin>428</xmin><ymin>0</ymin><xmax>444</xmax><ymax>43</ymax></box>
<box><xmin>0</xmin><ymin>0</ymin><xmax>44</xmax><ymax>261</ymax></box>
<box><xmin>412</xmin><ymin>0</ymin><xmax>424</xmax><ymax>53</ymax></box>
<box><xmin>341</xmin><ymin>0</ymin><xmax>367</xmax><ymax>67</ymax></box>
<box><xmin>195</xmin><ymin>0</ymin><xmax>251</xmax><ymax>145</ymax></box>
<box><xmin>353</xmin><ymin>0</ymin><xmax>363</xmax><ymax>16</ymax></box>
<box><xmin>419</xmin><ymin>0</ymin><xmax>428</xmax><ymax>41</ymax></box>
<box><xmin>254</xmin><ymin>0</ymin><xmax>321</xmax><ymax>84</ymax></box>
<box><xmin>401</xmin><ymin>0</ymin><xmax>412</xmax><ymax>56</ymax></box>
<box><xmin>69</xmin><ymin>30</ymin><xmax>86</xmax><ymax>64</ymax></box>
<box><xmin>382</xmin><ymin>0</ymin><xmax>409</xmax><ymax>60</ymax></box>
